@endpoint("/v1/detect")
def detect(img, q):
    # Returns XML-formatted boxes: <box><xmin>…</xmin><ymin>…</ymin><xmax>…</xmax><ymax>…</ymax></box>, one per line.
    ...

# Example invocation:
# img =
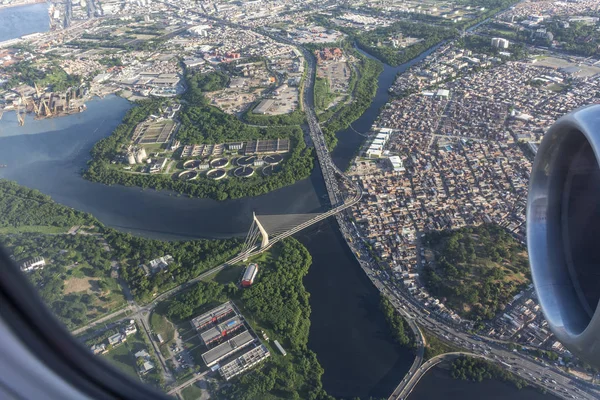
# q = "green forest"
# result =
<box><xmin>487</xmin><ymin>19</ymin><xmax>600</xmax><ymax>57</ymax></box>
<box><xmin>187</xmin><ymin>70</ymin><xmax>230</xmax><ymax>92</ymax></box>
<box><xmin>3</xmin><ymin>61</ymin><xmax>81</xmax><ymax>92</ymax></box>
<box><xmin>0</xmin><ymin>179</ymin><xmax>97</xmax><ymax>231</ymax></box>
<box><xmin>423</xmin><ymin>224</ymin><xmax>530</xmax><ymax>321</ymax></box>
<box><xmin>108</xmin><ymin>230</ymin><xmax>240</xmax><ymax>303</ymax></box>
<box><xmin>353</xmin><ymin>22</ymin><xmax>457</xmax><ymax>66</ymax></box>
<box><xmin>450</xmin><ymin>356</ymin><xmax>531</xmax><ymax>390</ymax></box>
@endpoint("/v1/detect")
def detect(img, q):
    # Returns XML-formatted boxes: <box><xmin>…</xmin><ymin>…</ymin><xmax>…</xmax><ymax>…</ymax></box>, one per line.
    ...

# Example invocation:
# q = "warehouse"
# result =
<box><xmin>219</xmin><ymin>345</ymin><xmax>271</xmax><ymax>381</ymax></box>
<box><xmin>201</xmin><ymin>331</ymin><xmax>254</xmax><ymax>367</ymax></box>
<box><xmin>241</xmin><ymin>263</ymin><xmax>258</xmax><ymax>287</ymax></box>
<box><xmin>191</xmin><ymin>303</ymin><xmax>235</xmax><ymax>332</ymax></box>
<box><xmin>244</xmin><ymin>138</ymin><xmax>290</xmax><ymax>155</ymax></box>
<box><xmin>253</xmin><ymin>99</ymin><xmax>275</xmax><ymax>114</ymax></box>
<box><xmin>200</xmin><ymin>316</ymin><xmax>245</xmax><ymax>345</ymax></box>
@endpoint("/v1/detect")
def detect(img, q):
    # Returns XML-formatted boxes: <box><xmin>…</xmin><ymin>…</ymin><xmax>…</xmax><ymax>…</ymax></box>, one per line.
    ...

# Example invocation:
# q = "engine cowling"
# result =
<box><xmin>527</xmin><ymin>104</ymin><xmax>600</xmax><ymax>367</ymax></box>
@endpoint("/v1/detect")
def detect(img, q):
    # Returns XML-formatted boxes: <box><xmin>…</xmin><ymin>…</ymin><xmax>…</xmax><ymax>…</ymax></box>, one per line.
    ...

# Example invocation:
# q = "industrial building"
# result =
<box><xmin>132</xmin><ymin>118</ymin><xmax>179</xmax><ymax>145</ymax></box>
<box><xmin>253</xmin><ymin>99</ymin><xmax>275</xmax><ymax>114</ymax></box>
<box><xmin>388</xmin><ymin>156</ymin><xmax>405</xmax><ymax>172</ymax></box>
<box><xmin>126</xmin><ymin>147</ymin><xmax>147</xmax><ymax>165</ymax></box>
<box><xmin>191</xmin><ymin>303</ymin><xmax>235</xmax><ymax>332</ymax></box>
<box><xmin>190</xmin><ymin>302</ymin><xmax>270</xmax><ymax>380</ymax></box>
<box><xmin>365</xmin><ymin>128</ymin><xmax>394</xmax><ymax>158</ymax></box>
<box><xmin>219</xmin><ymin>345</ymin><xmax>271</xmax><ymax>381</ymax></box>
<box><xmin>201</xmin><ymin>331</ymin><xmax>254</xmax><ymax>367</ymax></box>
<box><xmin>200</xmin><ymin>316</ymin><xmax>245</xmax><ymax>346</ymax></box>
<box><xmin>244</xmin><ymin>139</ymin><xmax>290</xmax><ymax>155</ymax></box>
<box><xmin>273</xmin><ymin>340</ymin><xmax>287</xmax><ymax>356</ymax></box>
<box><xmin>241</xmin><ymin>263</ymin><xmax>258</xmax><ymax>287</ymax></box>
<box><xmin>20</xmin><ymin>256</ymin><xmax>45</xmax><ymax>273</ymax></box>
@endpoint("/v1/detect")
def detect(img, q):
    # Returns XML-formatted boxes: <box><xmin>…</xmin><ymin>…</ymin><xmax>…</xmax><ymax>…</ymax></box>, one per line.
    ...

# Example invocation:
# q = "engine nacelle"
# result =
<box><xmin>527</xmin><ymin>104</ymin><xmax>600</xmax><ymax>367</ymax></box>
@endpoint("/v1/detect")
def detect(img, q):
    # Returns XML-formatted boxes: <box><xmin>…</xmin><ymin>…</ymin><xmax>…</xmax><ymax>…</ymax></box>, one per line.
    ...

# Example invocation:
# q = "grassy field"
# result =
<box><xmin>102</xmin><ymin>332</ymin><xmax>149</xmax><ymax>380</ymax></box>
<box><xmin>150</xmin><ymin>312</ymin><xmax>176</xmax><ymax>358</ymax></box>
<box><xmin>65</xmin><ymin>265</ymin><xmax>127</xmax><ymax>323</ymax></box>
<box><xmin>201</xmin><ymin>264</ymin><xmax>244</xmax><ymax>284</ymax></box>
<box><xmin>181</xmin><ymin>383</ymin><xmax>205</xmax><ymax>400</ymax></box>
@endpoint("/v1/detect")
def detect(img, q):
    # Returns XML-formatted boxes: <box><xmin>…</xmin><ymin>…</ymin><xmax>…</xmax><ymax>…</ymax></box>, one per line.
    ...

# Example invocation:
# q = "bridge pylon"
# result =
<box><xmin>240</xmin><ymin>212</ymin><xmax>270</xmax><ymax>261</ymax></box>
<box><xmin>253</xmin><ymin>212</ymin><xmax>269</xmax><ymax>250</ymax></box>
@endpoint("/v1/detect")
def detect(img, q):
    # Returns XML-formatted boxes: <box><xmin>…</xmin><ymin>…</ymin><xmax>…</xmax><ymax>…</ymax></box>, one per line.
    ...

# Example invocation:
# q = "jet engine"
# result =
<box><xmin>527</xmin><ymin>104</ymin><xmax>600</xmax><ymax>367</ymax></box>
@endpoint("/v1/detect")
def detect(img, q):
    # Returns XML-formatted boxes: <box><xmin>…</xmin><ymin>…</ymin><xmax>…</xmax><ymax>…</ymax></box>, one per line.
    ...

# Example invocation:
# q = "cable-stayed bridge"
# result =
<box><xmin>235</xmin><ymin>42</ymin><xmax>362</xmax><ymax>260</ymax></box>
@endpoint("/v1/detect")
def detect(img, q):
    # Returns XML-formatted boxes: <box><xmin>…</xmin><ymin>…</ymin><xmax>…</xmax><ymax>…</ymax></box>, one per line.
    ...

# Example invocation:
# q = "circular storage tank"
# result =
<box><xmin>264</xmin><ymin>154</ymin><xmax>283</xmax><ymax>165</ymax></box>
<box><xmin>207</xmin><ymin>169</ymin><xmax>226</xmax><ymax>180</ymax></box>
<box><xmin>183</xmin><ymin>160</ymin><xmax>202</xmax><ymax>169</ymax></box>
<box><xmin>236</xmin><ymin>156</ymin><xmax>255</xmax><ymax>166</ymax></box>
<box><xmin>210</xmin><ymin>157</ymin><xmax>229</xmax><ymax>168</ymax></box>
<box><xmin>262</xmin><ymin>164</ymin><xmax>281</xmax><ymax>176</ymax></box>
<box><xmin>233</xmin><ymin>166</ymin><xmax>254</xmax><ymax>178</ymax></box>
<box><xmin>178</xmin><ymin>170</ymin><xmax>198</xmax><ymax>181</ymax></box>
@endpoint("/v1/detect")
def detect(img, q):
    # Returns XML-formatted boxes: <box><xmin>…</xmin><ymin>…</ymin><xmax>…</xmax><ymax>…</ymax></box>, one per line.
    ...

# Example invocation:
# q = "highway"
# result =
<box><xmin>338</xmin><ymin>214</ymin><xmax>600</xmax><ymax>400</ymax></box>
<box><xmin>397</xmin><ymin>352</ymin><xmax>492</xmax><ymax>399</ymax></box>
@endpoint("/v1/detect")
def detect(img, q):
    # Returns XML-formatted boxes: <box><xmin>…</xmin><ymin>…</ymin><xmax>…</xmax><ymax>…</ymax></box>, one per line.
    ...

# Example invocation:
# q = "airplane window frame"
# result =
<box><xmin>0</xmin><ymin>245</ymin><xmax>170</xmax><ymax>400</ymax></box>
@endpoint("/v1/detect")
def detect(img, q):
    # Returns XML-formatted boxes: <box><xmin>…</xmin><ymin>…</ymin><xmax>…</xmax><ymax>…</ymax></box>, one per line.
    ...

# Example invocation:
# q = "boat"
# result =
<box><xmin>0</xmin><ymin>164</ymin><xmax>7</xmax><ymax>168</ymax></box>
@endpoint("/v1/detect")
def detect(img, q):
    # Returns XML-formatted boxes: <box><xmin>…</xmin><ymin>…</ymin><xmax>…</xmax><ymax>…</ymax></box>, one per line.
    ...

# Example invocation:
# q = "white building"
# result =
<box><xmin>491</xmin><ymin>37</ymin><xmax>510</xmax><ymax>49</ymax></box>
<box><xmin>189</xmin><ymin>25</ymin><xmax>211</xmax><ymax>37</ymax></box>
<box><xmin>388</xmin><ymin>156</ymin><xmax>405</xmax><ymax>172</ymax></box>
<box><xmin>20</xmin><ymin>257</ymin><xmax>45</xmax><ymax>272</ymax></box>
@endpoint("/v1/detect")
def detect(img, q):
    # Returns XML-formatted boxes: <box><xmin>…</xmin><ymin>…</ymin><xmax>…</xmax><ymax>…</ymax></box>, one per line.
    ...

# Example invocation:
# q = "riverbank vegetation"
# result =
<box><xmin>380</xmin><ymin>295</ymin><xmax>415</xmax><ymax>349</ymax></box>
<box><xmin>319</xmin><ymin>51</ymin><xmax>382</xmax><ymax>150</ymax></box>
<box><xmin>0</xmin><ymin>179</ymin><xmax>97</xmax><ymax>231</ymax></box>
<box><xmin>422</xmin><ymin>223</ymin><xmax>530</xmax><ymax>321</ymax></box>
<box><xmin>450</xmin><ymin>356</ymin><xmax>531</xmax><ymax>390</ymax></box>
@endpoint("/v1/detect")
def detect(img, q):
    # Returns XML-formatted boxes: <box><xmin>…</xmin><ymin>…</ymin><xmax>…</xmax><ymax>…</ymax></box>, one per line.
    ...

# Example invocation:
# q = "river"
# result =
<box><xmin>409</xmin><ymin>366</ymin><xmax>558</xmax><ymax>400</ymax></box>
<box><xmin>0</xmin><ymin>2</ymin><xmax>49</xmax><ymax>42</ymax></box>
<box><xmin>0</xmin><ymin>43</ymin><xmax>557</xmax><ymax>399</ymax></box>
